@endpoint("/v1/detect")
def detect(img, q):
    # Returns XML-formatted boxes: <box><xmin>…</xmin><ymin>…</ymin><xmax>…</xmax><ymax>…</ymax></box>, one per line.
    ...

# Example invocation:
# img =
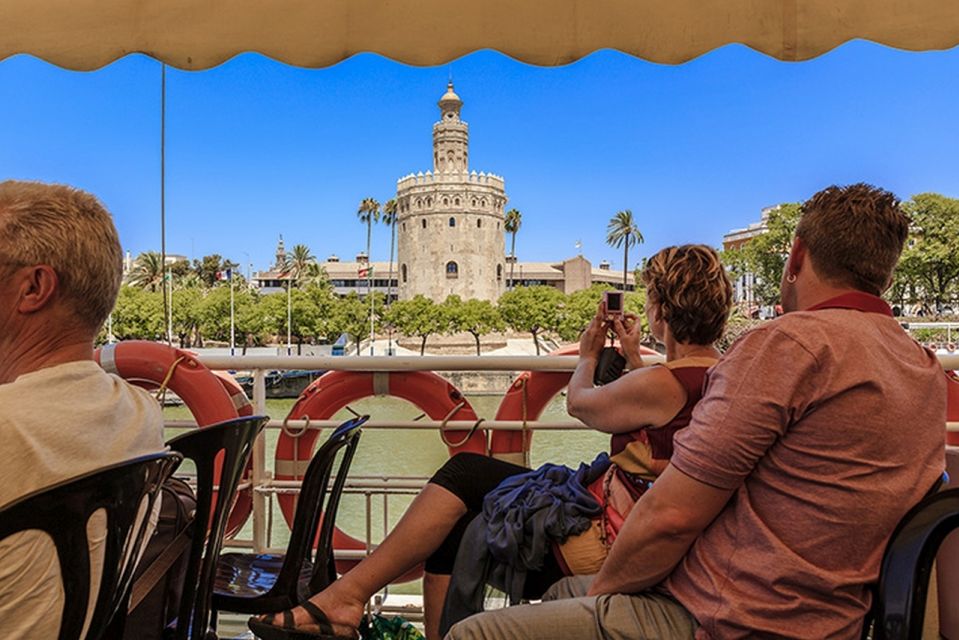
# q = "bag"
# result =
<box><xmin>123</xmin><ymin>476</ymin><xmax>197</xmax><ymax>640</ymax></box>
<box><xmin>360</xmin><ymin>614</ymin><xmax>425</xmax><ymax>640</ymax></box>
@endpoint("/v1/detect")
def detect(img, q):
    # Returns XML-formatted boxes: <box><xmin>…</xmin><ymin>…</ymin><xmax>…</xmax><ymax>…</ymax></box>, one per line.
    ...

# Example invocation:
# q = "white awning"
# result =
<box><xmin>1</xmin><ymin>0</ymin><xmax>958</xmax><ymax>71</ymax></box>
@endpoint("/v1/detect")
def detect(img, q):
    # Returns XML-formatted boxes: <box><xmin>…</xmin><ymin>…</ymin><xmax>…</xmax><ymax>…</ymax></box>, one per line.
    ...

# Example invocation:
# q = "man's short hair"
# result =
<box><xmin>642</xmin><ymin>244</ymin><xmax>732</xmax><ymax>345</ymax></box>
<box><xmin>0</xmin><ymin>181</ymin><xmax>123</xmax><ymax>331</ymax></box>
<box><xmin>797</xmin><ymin>184</ymin><xmax>910</xmax><ymax>295</ymax></box>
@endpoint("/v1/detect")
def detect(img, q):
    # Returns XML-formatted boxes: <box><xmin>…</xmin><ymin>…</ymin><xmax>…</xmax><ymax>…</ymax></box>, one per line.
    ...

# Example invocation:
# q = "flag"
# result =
<box><xmin>216</xmin><ymin>268</ymin><xmax>232</xmax><ymax>281</ymax></box>
<box><xmin>358</xmin><ymin>265</ymin><xmax>372</xmax><ymax>278</ymax></box>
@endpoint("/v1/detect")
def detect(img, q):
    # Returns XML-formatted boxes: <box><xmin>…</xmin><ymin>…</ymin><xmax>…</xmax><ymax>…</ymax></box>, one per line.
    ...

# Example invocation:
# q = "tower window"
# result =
<box><xmin>455</xmin><ymin>197</ymin><xmax>461</xmax><ymax>206</ymax></box>
<box><xmin>471</xmin><ymin>198</ymin><xmax>477</xmax><ymax>207</ymax></box>
<box><xmin>402</xmin><ymin>222</ymin><xmax>406</xmax><ymax>231</ymax></box>
<box><xmin>422</xmin><ymin>219</ymin><xmax>427</xmax><ymax>229</ymax></box>
<box><xmin>477</xmin><ymin>219</ymin><xmax>482</xmax><ymax>228</ymax></box>
<box><xmin>446</xmin><ymin>261</ymin><xmax>459</xmax><ymax>278</ymax></box>
<box><xmin>443</xmin><ymin>197</ymin><xmax>450</xmax><ymax>206</ymax></box>
<box><xmin>497</xmin><ymin>264</ymin><xmax>503</xmax><ymax>280</ymax></box>
<box><xmin>401</xmin><ymin>264</ymin><xmax>408</xmax><ymax>283</ymax></box>
<box><xmin>449</xmin><ymin>217</ymin><xmax>456</xmax><ymax>227</ymax></box>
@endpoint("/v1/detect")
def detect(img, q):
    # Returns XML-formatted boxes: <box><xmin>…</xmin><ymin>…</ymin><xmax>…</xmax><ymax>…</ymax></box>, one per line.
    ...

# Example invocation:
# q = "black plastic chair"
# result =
<box><xmin>866</xmin><ymin>486</ymin><xmax>959</xmax><ymax>640</ymax></box>
<box><xmin>211</xmin><ymin>415</ymin><xmax>367</xmax><ymax>621</ymax></box>
<box><xmin>0</xmin><ymin>452</ymin><xmax>180</xmax><ymax>640</ymax></box>
<box><xmin>165</xmin><ymin>415</ymin><xmax>269</xmax><ymax>640</ymax></box>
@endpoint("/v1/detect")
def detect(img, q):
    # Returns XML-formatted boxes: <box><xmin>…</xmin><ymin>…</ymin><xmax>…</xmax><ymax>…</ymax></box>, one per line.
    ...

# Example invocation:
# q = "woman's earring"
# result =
<box><xmin>786</xmin><ymin>273</ymin><xmax>797</xmax><ymax>284</ymax></box>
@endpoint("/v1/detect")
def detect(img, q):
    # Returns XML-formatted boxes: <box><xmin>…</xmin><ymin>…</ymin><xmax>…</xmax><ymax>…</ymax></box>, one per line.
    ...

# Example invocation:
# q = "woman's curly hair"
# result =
<box><xmin>641</xmin><ymin>244</ymin><xmax>733</xmax><ymax>345</ymax></box>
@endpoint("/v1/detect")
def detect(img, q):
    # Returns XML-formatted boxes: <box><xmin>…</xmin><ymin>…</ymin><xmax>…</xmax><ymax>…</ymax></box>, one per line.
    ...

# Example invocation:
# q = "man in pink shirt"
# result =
<box><xmin>446</xmin><ymin>184</ymin><xmax>946</xmax><ymax>640</ymax></box>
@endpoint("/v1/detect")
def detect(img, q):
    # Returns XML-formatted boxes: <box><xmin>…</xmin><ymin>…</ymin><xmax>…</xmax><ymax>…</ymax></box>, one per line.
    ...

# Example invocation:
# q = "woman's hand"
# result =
<box><xmin>578</xmin><ymin>305</ymin><xmax>608</xmax><ymax>362</ymax></box>
<box><xmin>613</xmin><ymin>313</ymin><xmax>645</xmax><ymax>370</ymax></box>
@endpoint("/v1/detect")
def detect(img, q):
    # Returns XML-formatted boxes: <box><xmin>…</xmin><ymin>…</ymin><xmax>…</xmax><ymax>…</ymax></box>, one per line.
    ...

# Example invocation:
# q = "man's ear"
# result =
<box><xmin>17</xmin><ymin>265</ymin><xmax>59</xmax><ymax>314</ymax></box>
<box><xmin>787</xmin><ymin>237</ymin><xmax>806</xmax><ymax>276</ymax></box>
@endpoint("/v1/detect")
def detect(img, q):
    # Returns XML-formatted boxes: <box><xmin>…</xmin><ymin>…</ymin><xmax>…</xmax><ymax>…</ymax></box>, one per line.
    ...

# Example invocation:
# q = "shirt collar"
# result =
<box><xmin>806</xmin><ymin>292</ymin><xmax>893</xmax><ymax>317</ymax></box>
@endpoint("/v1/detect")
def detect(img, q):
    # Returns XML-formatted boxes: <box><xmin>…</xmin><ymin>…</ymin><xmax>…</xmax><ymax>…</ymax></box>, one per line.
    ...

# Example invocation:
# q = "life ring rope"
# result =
<box><xmin>154</xmin><ymin>355</ymin><xmax>186</xmax><ymax>402</ymax></box>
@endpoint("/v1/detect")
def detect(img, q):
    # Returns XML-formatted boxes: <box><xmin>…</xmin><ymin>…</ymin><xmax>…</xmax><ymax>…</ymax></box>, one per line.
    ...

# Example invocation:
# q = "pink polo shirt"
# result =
<box><xmin>665</xmin><ymin>293</ymin><xmax>946</xmax><ymax>639</ymax></box>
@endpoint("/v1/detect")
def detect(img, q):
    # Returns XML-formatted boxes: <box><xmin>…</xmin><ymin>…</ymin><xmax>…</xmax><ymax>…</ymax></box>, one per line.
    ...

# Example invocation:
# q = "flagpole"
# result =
<box><xmin>286</xmin><ymin>275</ymin><xmax>292</xmax><ymax>356</ymax></box>
<box><xmin>229</xmin><ymin>270</ymin><xmax>236</xmax><ymax>356</ymax></box>
<box><xmin>368</xmin><ymin>264</ymin><xmax>375</xmax><ymax>356</ymax></box>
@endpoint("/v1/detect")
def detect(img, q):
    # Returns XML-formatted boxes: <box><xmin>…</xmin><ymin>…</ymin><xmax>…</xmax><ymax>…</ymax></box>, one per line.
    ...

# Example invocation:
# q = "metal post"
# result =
<box><xmin>286</xmin><ymin>277</ymin><xmax>292</xmax><ymax>356</ymax></box>
<box><xmin>252</xmin><ymin>369</ymin><xmax>268</xmax><ymax>552</ymax></box>
<box><xmin>229</xmin><ymin>272</ymin><xmax>236</xmax><ymax>356</ymax></box>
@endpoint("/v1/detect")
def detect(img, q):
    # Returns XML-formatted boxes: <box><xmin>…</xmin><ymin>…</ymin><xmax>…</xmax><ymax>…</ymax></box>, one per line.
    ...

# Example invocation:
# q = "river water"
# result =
<box><xmin>165</xmin><ymin>394</ymin><xmax>607</xmax><ymax>593</ymax></box>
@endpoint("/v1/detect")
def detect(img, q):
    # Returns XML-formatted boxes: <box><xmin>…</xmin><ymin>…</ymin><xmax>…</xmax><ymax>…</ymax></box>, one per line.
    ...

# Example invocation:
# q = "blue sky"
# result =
<box><xmin>1</xmin><ymin>42</ymin><xmax>957</xmax><ymax>275</ymax></box>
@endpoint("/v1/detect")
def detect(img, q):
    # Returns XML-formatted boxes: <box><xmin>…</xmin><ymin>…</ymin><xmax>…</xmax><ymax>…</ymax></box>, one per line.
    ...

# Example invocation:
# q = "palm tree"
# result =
<box><xmin>357</xmin><ymin>197</ymin><xmax>381</xmax><ymax>354</ymax></box>
<box><xmin>127</xmin><ymin>251</ymin><xmax>165</xmax><ymax>292</ymax></box>
<box><xmin>285</xmin><ymin>243</ymin><xmax>316</xmax><ymax>286</ymax></box>
<box><xmin>504</xmin><ymin>208</ymin><xmax>522</xmax><ymax>290</ymax></box>
<box><xmin>382</xmin><ymin>198</ymin><xmax>398</xmax><ymax>303</ymax></box>
<box><xmin>606</xmin><ymin>209</ymin><xmax>644</xmax><ymax>289</ymax></box>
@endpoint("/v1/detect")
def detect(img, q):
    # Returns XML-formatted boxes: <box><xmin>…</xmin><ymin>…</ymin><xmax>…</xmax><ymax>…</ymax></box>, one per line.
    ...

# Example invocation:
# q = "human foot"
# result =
<box><xmin>250</xmin><ymin>595</ymin><xmax>365</xmax><ymax>639</ymax></box>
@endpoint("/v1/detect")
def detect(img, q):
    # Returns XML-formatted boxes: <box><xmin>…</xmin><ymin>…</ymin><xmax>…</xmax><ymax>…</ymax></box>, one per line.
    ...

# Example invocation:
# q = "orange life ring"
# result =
<box><xmin>95</xmin><ymin>341</ymin><xmax>249</xmax><ymax>535</ymax></box>
<box><xmin>929</xmin><ymin>343</ymin><xmax>940</xmax><ymax>352</ymax></box>
<box><xmin>947</xmin><ymin>343</ymin><xmax>957</xmax><ymax>353</ymax></box>
<box><xmin>491</xmin><ymin>343</ymin><xmax>661</xmax><ymax>466</ymax></box>
<box><xmin>275</xmin><ymin>370</ymin><xmax>485</xmax><ymax>581</ymax></box>
<box><xmin>947</xmin><ymin>371</ymin><xmax>959</xmax><ymax>446</ymax></box>
<box><xmin>213</xmin><ymin>371</ymin><xmax>256</xmax><ymax>537</ymax></box>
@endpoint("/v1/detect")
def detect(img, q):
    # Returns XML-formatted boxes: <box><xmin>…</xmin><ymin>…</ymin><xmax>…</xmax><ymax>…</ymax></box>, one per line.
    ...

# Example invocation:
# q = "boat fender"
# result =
<box><xmin>274</xmin><ymin>370</ymin><xmax>485</xmax><ymax>582</ymax></box>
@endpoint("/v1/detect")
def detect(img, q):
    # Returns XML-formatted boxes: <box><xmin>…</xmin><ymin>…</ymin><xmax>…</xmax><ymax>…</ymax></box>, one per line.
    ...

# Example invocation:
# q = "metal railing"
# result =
<box><xmin>176</xmin><ymin>352</ymin><xmax>959</xmax><ymax>558</ymax></box>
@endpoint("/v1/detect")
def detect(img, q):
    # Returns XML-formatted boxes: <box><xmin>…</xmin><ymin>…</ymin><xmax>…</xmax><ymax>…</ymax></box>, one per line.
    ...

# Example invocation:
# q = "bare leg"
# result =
<box><xmin>423</xmin><ymin>572</ymin><xmax>452</xmax><ymax>640</ymax></box>
<box><xmin>270</xmin><ymin>484</ymin><xmax>467</xmax><ymax>635</ymax></box>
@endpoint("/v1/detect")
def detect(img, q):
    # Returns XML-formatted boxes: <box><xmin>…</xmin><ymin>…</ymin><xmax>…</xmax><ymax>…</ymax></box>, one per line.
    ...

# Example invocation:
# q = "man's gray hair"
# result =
<box><xmin>0</xmin><ymin>180</ymin><xmax>123</xmax><ymax>332</ymax></box>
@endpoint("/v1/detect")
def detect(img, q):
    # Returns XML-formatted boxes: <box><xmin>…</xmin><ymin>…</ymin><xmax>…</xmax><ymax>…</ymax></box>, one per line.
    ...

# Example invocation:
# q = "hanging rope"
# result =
<box><xmin>154</xmin><ymin>355</ymin><xmax>186</xmax><ymax>404</ymax></box>
<box><xmin>519</xmin><ymin>376</ymin><xmax>531</xmax><ymax>467</ymax></box>
<box><xmin>439</xmin><ymin>400</ymin><xmax>479</xmax><ymax>449</ymax></box>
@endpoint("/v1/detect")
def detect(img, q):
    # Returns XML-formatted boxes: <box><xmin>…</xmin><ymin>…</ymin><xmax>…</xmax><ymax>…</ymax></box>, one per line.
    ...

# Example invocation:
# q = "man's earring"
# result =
<box><xmin>786</xmin><ymin>273</ymin><xmax>797</xmax><ymax>284</ymax></box>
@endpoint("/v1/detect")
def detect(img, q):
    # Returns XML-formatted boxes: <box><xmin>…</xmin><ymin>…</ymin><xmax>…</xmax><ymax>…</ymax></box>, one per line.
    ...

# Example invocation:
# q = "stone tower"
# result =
<box><xmin>395</xmin><ymin>83</ymin><xmax>508</xmax><ymax>301</ymax></box>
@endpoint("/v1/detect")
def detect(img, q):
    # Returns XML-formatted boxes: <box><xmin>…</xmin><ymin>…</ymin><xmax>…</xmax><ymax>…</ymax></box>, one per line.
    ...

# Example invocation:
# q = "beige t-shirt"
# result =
<box><xmin>666</xmin><ymin>296</ymin><xmax>946</xmax><ymax>639</ymax></box>
<box><xmin>0</xmin><ymin>360</ymin><xmax>165</xmax><ymax>639</ymax></box>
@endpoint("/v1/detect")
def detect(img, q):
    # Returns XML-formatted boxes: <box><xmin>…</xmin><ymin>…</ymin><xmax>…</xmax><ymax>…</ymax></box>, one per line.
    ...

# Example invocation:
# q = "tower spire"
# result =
<box><xmin>434</xmin><ymin>82</ymin><xmax>467</xmax><ymax>173</ymax></box>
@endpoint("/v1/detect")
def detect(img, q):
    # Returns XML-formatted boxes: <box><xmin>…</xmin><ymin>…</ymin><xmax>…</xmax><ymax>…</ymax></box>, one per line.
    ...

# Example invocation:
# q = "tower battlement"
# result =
<box><xmin>396</xmin><ymin>170</ymin><xmax>505</xmax><ymax>191</ymax></box>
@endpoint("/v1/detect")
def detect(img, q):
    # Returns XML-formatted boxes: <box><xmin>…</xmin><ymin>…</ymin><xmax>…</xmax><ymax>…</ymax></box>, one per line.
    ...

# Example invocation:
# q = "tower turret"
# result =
<box><xmin>433</xmin><ymin>82</ymin><xmax>469</xmax><ymax>173</ymax></box>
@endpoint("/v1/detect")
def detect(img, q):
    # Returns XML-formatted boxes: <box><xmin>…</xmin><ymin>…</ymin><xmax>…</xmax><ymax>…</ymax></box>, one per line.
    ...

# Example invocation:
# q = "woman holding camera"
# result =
<box><xmin>251</xmin><ymin>244</ymin><xmax>732</xmax><ymax>640</ymax></box>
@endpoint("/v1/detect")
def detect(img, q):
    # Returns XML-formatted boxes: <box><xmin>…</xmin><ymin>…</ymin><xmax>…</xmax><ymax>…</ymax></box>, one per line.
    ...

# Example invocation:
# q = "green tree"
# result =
<box><xmin>111</xmin><ymin>286</ymin><xmax>164</xmax><ymax>340</ymax></box>
<box><xmin>504</xmin><ymin>208</ymin><xmax>522</xmax><ymax>290</ymax></box>
<box><xmin>384</xmin><ymin>295</ymin><xmax>445</xmax><ymax>355</ymax></box>
<box><xmin>557</xmin><ymin>285</ymin><xmax>606</xmax><ymax>343</ymax></box>
<box><xmin>738</xmin><ymin>203</ymin><xmax>802</xmax><ymax>305</ymax></box>
<box><xmin>192</xmin><ymin>254</ymin><xmax>239</xmax><ymax>288</ymax></box>
<box><xmin>285</xmin><ymin>244</ymin><xmax>317</xmax><ymax>286</ymax></box>
<box><xmin>606</xmin><ymin>209</ymin><xmax>644</xmax><ymax>289</ymax></box>
<box><xmin>499</xmin><ymin>285</ymin><xmax>565</xmax><ymax>355</ymax></box>
<box><xmin>127</xmin><ymin>251</ymin><xmax>165</xmax><ymax>292</ymax></box>
<box><xmin>171</xmin><ymin>287</ymin><xmax>203</xmax><ymax>348</ymax></box>
<box><xmin>382</xmin><ymin>198</ymin><xmax>399</xmax><ymax>303</ymax></box>
<box><xmin>259</xmin><ymin>289</ymin><xmax>319</xmax><ymax>354</ymax></box>
<box><xmin>455</xmin><ymin>298</ymin><xmax>504</xmax><ymax>355</ymax></box>
<box><xmin>895</xmin><ymin>193</ymin><xmax>959</xmax><ymax>314</ymax></box>
<box><xmin>332</xmin><ymin>292</ymin><xmax>382</xmax><ymax>355</ymax></box>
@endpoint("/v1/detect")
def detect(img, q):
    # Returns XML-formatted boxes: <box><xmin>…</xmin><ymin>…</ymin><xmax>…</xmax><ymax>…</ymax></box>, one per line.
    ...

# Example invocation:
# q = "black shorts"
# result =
<box><xmin>426</xmin><ymin>452</ymin><xmax>566</xmax><ymax>598</ymax></box>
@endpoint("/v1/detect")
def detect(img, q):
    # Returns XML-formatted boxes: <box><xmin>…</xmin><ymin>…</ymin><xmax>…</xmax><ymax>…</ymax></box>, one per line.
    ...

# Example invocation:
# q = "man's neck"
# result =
<box><xmin>796</xmin><ymin>283</ymin><xmax>866</xmax><ymax>312</ymax></box>
<box><xmin>0</xmin><ymin>328</ymin><xmax>94</xmax><ymax>384</ymax></box>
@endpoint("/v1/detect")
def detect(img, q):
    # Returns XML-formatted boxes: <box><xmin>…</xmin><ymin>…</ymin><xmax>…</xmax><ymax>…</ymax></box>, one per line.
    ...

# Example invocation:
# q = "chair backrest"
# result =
<box><xmin>270</xmin><ymin>415</ymin><xmax>367</xmax><ymax>599</ymax></box>
<box><xmin>0</xmin><ymin>452</ymin><xmax>180</xmax><ymax>640</ymax></box>
<box><xmin>166</xmin><ymin>415</ymin><xmax>269</xmax><ymax>640</ymax></box>
<box><xmin>871</xmin><ymin>487</ymin><xmax>959</xmax><ymax>640</ymax></box>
